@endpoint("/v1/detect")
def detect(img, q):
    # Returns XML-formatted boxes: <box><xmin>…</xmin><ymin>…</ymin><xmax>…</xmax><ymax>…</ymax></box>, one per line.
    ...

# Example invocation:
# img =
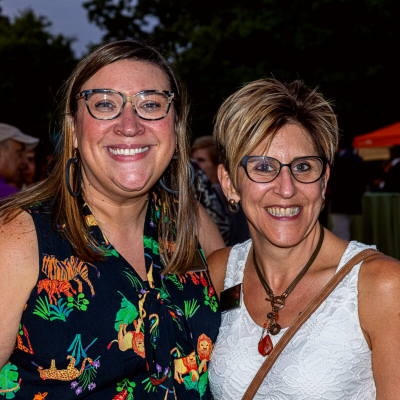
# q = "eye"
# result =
<box><xmin>255</xmin><ymin>163</ymin><xmax>275</xmax><ymax>172</ymax></box>
<box><xmin>139</xmin><ymin>101</ymin><xmax>162</xmax><ymax>112</ymax></box>
<box><xmin>94</xmin><ymin>100</ymin><xmax>117</xmax><ymax>110</ymax></box>
<box><xmin>293</xmin><ymin>162</ymin><xmax>311</xmax><ymax>172</ymax></box>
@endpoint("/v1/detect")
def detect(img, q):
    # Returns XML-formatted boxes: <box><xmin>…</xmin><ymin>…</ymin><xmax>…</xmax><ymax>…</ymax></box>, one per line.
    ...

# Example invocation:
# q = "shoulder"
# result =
<box><xmin>0</xmin><ymin>210</ymin><xmax>39</xmax><ymax>278</ymax></box>
<box><xmin>207</xmin><ymin>247</ymin><xmax>232</xmax><ymax>299</ymax></box>
<box><xmin>0</xmin><ymin>208</ymin><xmax>37</xmax><ymax>241</ymax></box>
<box><xmin>359</xmin><ymin>252</ymin><xmax>400</xmax><ymax>289</ymax></box>
<box><xmin>0</xmin><ymin>210</ymin><xmax>39</xmax><ymax>368</ymax></box>
<box><xmin>358</xmin><ymin>253</ymin><xmax>400</xmax><ymax>396</ymax></box>
<box><xmin>358</xmin><ymin>252</ymin><xmax>400</xmax><ymax>340</ymax></box>
<box><xmin>197</xmin><ymin>203</ymin><xmax>225</xmax><ymax>257</ymax></box>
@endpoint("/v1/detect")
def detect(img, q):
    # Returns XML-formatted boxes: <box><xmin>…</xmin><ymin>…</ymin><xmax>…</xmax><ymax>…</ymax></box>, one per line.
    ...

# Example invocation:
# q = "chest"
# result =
<box><xmin>242</xmin><ymin>266</ymin><xmax>336</xmax><ymax>329</ymax></box>
<box><xmin>102</xmin><ymin>231</ymin><xmax>148</xmax><ymax>280</ymax></box>
<box><xmin>209</xmin><ymin>264</ymin><xmax>375</xmax><ymax>400</ymax></box>
<box><xmin>16</xmin><ymin>250</ymin><xmax>221</xmax><ymax>398</ymax></box>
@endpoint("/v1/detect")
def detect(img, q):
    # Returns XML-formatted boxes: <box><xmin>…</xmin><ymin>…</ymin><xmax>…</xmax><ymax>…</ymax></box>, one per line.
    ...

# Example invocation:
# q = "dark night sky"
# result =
<box><xmin>1</xmin><ymin>0</ymin><xmax>103</xmax><ymax>56</ymax></box>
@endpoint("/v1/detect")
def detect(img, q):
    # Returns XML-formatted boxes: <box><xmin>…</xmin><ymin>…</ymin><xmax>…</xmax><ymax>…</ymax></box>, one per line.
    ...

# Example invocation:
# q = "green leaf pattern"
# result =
<box><xmin>0</xmin><ymin>362</ymin><xmax>20</xmax><ymax>399</ymax></box>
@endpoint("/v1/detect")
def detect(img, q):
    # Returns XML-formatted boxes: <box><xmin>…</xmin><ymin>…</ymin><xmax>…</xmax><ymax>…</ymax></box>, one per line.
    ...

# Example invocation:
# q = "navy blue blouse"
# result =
<box><xmin>0</xmin><ymin>192</ymin><xmax>220</xmax><ymax>399</ymax></box>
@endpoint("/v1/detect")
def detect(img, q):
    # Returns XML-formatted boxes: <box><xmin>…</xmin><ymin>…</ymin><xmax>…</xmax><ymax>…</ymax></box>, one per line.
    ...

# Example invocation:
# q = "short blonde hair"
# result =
<box><xmin>213</xmin><ymin>79</ymin><xmax>338</xmax><ymax>188</ymax></box>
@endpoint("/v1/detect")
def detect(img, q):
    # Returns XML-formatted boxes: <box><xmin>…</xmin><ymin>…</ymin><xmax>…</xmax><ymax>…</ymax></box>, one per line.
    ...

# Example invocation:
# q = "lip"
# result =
<box><xmin>105</xmin><ymin>144</ymin><xmax>152</xmax><ymax>161</ymax></box>
<box><xmin>265</xmin><ymin>205</ymin><xmax>302</xmax><ymax>221</ymax></box>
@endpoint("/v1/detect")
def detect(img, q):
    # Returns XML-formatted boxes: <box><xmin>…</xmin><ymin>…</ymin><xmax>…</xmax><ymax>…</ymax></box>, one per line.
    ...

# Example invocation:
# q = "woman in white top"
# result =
<box><xmin>207</xmin><ymin>78</ymin><xmax>400</xmax><ymax>399</ymax></box>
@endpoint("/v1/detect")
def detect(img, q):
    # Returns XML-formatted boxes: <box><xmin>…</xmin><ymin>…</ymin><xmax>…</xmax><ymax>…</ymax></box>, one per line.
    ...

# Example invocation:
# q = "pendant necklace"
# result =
<box><xmin>254</xmin><ymin>223</ymin><xmax>324</xmax><ymax>356</ymax></box>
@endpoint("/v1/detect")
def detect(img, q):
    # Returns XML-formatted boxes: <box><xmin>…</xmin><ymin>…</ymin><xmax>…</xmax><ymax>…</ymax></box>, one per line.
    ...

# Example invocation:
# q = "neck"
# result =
<box><xmin>251</xmin><ymin>223</ymin><xmax>322</xmax><ymax>290</ymax></box>
<box><xmin>82</xmin><ymin>180</ymin><xmax>149</xmax><ymax>235</ymax></box>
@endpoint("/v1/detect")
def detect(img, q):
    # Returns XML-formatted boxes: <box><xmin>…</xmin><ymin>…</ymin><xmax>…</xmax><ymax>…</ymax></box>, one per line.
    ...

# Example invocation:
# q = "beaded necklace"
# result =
<box><xmin>254</xmin><ymin>224</ymin><xmax>324</xmax><ymax>356</ymax></box>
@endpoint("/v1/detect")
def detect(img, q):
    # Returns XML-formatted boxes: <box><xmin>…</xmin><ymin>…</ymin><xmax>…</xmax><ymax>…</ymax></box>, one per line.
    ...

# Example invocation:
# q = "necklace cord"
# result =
<box><xmin>253</xmin><ymin>223</ymin><xmax>325</xmax><ymax>300</ymax></box>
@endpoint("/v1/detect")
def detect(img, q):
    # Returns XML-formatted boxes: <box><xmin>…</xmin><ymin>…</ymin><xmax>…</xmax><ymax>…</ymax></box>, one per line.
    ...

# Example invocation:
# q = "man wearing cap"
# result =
<box><xmin>0</xmin><ymin>123</ymin><xmax>39</xmax><ymax>199</ymax></box>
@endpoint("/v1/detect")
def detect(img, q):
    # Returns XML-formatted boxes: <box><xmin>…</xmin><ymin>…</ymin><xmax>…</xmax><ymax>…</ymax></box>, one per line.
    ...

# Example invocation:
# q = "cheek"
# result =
<box><xmin>239</xmin><ymin>179</ymin><xmax>269</xmax><ymax>204</ymax></box>
<box><xmin>160</xmin><ymin>121</ymin><xmax>176</xmax><ymax>142</ymax></box>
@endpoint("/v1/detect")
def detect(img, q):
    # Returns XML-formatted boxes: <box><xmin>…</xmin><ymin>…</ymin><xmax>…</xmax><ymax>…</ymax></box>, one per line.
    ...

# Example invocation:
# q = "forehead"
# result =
<box><xmin>255</xmin><ymin>124</ymin><xmax>317</xmax><ymax>159</ymax></box>
<box><xmin>8</xmin><ymin>139</ymin><xmax>25</xmax><ymax>151</ymax></box>
<box><xmin>192</xmin><ymin>148</ymin><xmax>211</xmax><ymax>158</ymax></box>
<box><xmin>81</xmin><ymin>59</ymin><xmax>171</xmax><ymax>93</ymax></box>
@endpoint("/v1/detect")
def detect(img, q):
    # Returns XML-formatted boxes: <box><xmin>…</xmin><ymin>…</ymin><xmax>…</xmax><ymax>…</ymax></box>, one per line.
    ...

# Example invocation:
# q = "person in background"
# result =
<box><xmin>192</xmin><ymin>159</ymin><xmax>232</xmax><ymax>244</ymax></box>
<box><xmin>380</xmin><ymin>145</ymin><xmax>400</xmax><ymax>192</ymax></box>
<box><xmin>22</xmin><ymin>149</ymin><xmax>37</xmax><ymax>186</ymax></box>
<box><xmin>329</xmin><ymin>144</ymin><xmax>367</xmax><ymax>240</ymax></box>
<box><xmin>192</xmin><ymin>136</ymin><xmax>250</xmax><ymax>246</ymax></box>
<box><xmin>0</xmin><ymin>123</ymin><xmax>39</xmax><ymax>198</ymax></box>
<box><xmin>191</xmin><ymin>136</ymin><xmax>219</xmax><ymax>186</ymax></box>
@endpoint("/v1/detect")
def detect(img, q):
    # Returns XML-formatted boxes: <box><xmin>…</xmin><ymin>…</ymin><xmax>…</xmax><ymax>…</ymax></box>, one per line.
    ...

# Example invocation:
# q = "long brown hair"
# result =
<box><xmin>0</xmin><ymin>40</ymin><xmax>198</xmax><ymax>275</ymax></box>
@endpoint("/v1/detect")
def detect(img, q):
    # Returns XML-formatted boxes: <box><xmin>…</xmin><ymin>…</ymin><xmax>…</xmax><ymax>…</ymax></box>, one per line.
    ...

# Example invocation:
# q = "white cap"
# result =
<box><xmin>0</xmin><ymin>123</ymin><xmax>40</xmax><ymax>151</ymax></box>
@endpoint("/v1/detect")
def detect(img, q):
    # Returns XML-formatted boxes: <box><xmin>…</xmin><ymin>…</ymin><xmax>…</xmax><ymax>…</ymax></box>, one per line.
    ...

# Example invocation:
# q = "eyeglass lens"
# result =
<box><xmin>86</xmin><ymin>91</ymin><xmax>170</xmax><ymax>120</ymax></box>
<box><xmin>246</xmin><ymin>157</ymin><xmax>324</xmax><ymax>183</ymax></box>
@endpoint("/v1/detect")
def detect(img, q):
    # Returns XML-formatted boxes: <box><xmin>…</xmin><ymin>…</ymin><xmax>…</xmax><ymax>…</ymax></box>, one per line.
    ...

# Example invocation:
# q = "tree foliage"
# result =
<box><xmin>0</xmin><ymin>4</ymin><xmax>77</xmax><ymax>139</ymax></box>
<box><xmin>84</xmin><ymin>0</ymin><xmax>400</xmax><ymax>140</ymax></box>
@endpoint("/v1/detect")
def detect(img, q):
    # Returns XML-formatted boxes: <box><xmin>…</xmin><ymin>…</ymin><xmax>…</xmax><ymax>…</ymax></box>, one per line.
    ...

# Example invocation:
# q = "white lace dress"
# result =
<box><xmin>209</xmin><ymin>240</ymin><xmax>377</xmax><ymax>400</ymax></box>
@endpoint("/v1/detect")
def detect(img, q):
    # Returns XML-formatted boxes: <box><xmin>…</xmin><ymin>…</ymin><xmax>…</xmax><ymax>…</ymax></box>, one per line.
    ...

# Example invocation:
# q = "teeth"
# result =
<box><xmin>267</xmin><ymin>207</ymin><xmax>300</xmax><ymax>217</ymax></box>
<box><xmin>108</xmin><ymin>146</ymin><xmax>149</xmax><ymax>156</ymax></box>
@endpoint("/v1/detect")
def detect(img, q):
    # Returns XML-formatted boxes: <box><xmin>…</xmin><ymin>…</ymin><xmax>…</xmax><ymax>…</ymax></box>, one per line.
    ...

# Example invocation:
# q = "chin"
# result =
<box><xmin>268</xmin><ymin>237</ymin><xmax>303</xmax><ymax>249</ymax></box>
<box><xmin>113</xmin><ymin>171</ymin><xmax>153</xmax><ymax>192</ymax></box>
<box><xmin>260</xmin><ymin>226</ymin><xmax>305</xmax><ymax>248</ymax></box>
<box><xmin>114</xmin><ymin>180</ymin><xmax>149</xmax><ymax>193</ymax></box>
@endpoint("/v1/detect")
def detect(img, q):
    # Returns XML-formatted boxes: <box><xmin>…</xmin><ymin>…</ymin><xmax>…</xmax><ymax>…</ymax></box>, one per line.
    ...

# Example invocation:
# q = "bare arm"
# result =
<box><xmin>0</xmin><ymin>211</ymin><xmax>38</xmax><ymax>369</ymax></box>
<box><xmin>358</xmin><ymin>254</ymin><xmax>400</xmax><ymax>399</ymax></box>
<box><xmin>206</xmin><ymin>247</ymin><xmax>231</xmax><ymax>299</ymax></box>
<box><xmin>197</xmin><ymin>204</ymin><xmax>225</xmax><ymax>258</ymax></box>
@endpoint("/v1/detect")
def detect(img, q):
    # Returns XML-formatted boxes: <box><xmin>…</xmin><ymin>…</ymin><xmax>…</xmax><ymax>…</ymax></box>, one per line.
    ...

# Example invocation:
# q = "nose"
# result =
<box><xmin>273</xmin><ymin>166</ymin><xmax>297</xmax><ymax>198</ymax></box>
<box><xmin>113</xmin><ymin>102</ymin><xmax>145</xmax><ymax>137</ymax></box>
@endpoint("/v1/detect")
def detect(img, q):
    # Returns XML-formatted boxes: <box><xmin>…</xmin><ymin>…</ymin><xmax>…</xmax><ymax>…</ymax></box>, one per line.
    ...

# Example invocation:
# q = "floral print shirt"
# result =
<box><xmin>0</xmin><ymin>192</ymin><xmax>220</xmax><ymax>400</ymax></box>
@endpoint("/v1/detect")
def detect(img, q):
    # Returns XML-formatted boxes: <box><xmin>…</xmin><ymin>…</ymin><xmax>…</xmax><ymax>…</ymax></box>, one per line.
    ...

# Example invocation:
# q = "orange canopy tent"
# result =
<box><xmin>353</xmin><ymin>121</ymin><xmax>400</xmax><ymax>148</ymax></box>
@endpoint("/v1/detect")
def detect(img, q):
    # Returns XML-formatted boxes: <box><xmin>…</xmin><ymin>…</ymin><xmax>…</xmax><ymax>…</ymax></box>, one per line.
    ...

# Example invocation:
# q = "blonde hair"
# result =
<box><xmin>0</xmin><ymin>40</ymin><xmax>198</xmax><ymax>275</ymax></box>
<box><xmin>213</xmin><ymin>79</ymin><xmax>338</xmax><ymax>189</ymax></box>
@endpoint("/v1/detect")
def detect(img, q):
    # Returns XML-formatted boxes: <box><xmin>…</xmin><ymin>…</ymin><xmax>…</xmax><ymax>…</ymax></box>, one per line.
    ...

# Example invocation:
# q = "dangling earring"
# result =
<box><xmin>159</xmin><ymin>155</ymin><xmax>195</xmax><ymax>194</ymax></box>
<box><xmin>228</xmin><ymin>199</ymin><xmax>240</xmax><ymax>214</ymax></box>
<box><xmin>65</xmin><ymin>150</ymin><xmax>82</xmax><ymax>197</ymax></box>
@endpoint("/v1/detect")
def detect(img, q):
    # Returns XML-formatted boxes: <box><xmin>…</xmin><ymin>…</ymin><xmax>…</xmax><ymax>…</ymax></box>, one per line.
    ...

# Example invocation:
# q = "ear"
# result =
<box><xmin>218</xmin><ymin>164</ymin><xmax>241</xmax><ymax>202</ymax></box>
<box><xmin>321</xmin><ymin>163</ymin><xmax>330</xmax><ymax>199</ymax></box>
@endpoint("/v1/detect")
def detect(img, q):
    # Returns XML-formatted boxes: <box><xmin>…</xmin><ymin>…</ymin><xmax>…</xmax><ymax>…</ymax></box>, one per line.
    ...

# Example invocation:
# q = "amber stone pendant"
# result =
<box><xmin>258</xmin><ymin>333</ymin><xmax>273</xmax><ymax>356</ymax></box>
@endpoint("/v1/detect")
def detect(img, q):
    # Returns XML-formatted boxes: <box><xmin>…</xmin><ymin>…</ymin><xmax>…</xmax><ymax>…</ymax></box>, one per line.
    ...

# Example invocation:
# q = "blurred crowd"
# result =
<box><xmin>1</xmin><ymin>123</ymin><xmax>400</xmax><ymax>245</ymax></box>
<box><xmin>322</xmin><ymin>143</ymin><xmax>400</xmax><ymax>241</ymax></box>
<box><xmin>0</xmin><ymin>123</ymin><xmax>56</xmax><ymax>199</ymax></box>
<box><xmin>191</xmin><ymin>136</ymin><xmax>251</xmax><ymax>246</ymax></box>
<box><xmin>0</xmin><ymin>124</ymin><xmax>39</xmax><ymax>198</ymax></box>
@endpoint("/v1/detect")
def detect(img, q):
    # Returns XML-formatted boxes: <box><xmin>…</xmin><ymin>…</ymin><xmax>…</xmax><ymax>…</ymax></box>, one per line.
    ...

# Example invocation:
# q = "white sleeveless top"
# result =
<box><xmin>209</xmin><ymin>240</ymin><xmax>376</xmax><ymax>400</ymax></box>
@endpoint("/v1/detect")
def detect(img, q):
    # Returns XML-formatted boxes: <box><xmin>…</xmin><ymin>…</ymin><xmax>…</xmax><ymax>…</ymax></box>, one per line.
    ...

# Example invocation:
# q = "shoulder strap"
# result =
<box><xmin>242</xmin><ymin>248</ymin><xmax>380</xmax><ymax>400</ymax></box>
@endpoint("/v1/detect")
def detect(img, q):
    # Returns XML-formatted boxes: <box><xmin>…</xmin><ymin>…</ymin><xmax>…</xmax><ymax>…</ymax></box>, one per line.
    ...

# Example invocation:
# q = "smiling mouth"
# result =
<box><xmin>108</xmin><ymin>147</ymin><xmax>150</xmax><ymax>156</ymax></box>
<box><xmin>267</xmin><ymin>207</ymin><xmax>300</xmax><ymax>217</ymax></box>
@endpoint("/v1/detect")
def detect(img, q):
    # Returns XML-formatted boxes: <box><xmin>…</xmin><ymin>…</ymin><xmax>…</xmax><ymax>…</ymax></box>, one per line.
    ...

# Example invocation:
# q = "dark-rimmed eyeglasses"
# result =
<box><xmin>75</xmin><ymin>89</ymin><xmax>175</xmax><ymax>121</ymax></box>
<box><xmin>240</xmin><ymin>156</ymin><xmax>328</xmax><ymax>184</ymax></box>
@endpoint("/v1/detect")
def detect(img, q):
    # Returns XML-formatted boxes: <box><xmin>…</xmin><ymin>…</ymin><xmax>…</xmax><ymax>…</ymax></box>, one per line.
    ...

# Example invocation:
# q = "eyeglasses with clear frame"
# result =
<box><xmin>75</xmin><ymin>89</ymin><xmax>175</xmax><ymax>121</ymax></box>
<box><xmin>240</xmin><ymin>156</ymin><xmax>328</xmax><ymax>184</ymax></box>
